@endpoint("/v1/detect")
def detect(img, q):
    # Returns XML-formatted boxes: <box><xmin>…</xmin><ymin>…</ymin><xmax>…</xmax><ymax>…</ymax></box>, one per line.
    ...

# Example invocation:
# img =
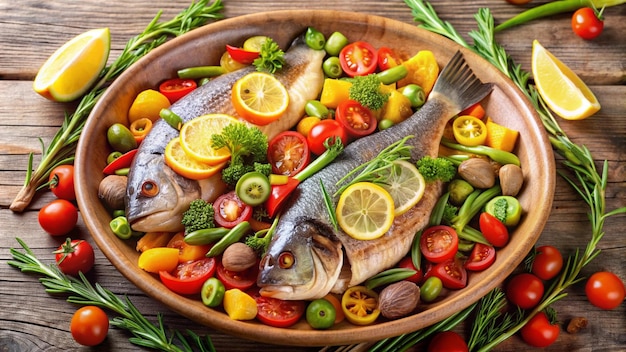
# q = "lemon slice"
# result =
<box><xmin>231</xmin><ymin>72</ymin><xmax>289</xmax><ymax>126</ymax></box>
<box><xmin>164</xmin><ymin>137</ymin><xmax>225</xmax><ymax>180</ymax></box>
<box><xmin>336</xmin><ymin>182</ymin><xmax>395</xmax><ymax>241</ymax></box>
<box><xmin>378</xmin><ymin>160</ymin><xmax>426</xmax><ymax>216</ymax></box>
<box><xmin>179</xmin><ymin>114</ymin><xmax>239</xmax><ymax>165</ymax></box>
<box><xmin>531</xmin><ymin>40</ymin><xmax>600</xmax><ymax>120</ymax></box>
<box><xmin>33</xmin><ymin>28</ymin><xmax>110</xmax><ymax>102</ymax></box>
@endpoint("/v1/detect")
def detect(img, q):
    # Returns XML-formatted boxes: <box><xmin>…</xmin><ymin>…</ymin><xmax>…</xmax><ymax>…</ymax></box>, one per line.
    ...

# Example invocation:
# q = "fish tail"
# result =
<box><xmin>432</xmin><ymin>51</ymin><xmax>494</xmax><ymax>114</ymax></box>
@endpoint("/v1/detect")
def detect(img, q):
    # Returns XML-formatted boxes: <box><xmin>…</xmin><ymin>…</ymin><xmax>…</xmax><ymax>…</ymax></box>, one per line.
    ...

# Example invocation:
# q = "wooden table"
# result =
<box><xmin>1</xmin><ymin>0</ymin><xmax>624</xmax><ymax>351</ymax></box>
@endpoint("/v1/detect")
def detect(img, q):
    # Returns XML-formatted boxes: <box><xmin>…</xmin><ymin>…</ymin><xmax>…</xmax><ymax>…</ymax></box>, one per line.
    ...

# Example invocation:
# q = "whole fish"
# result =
<box><xmin>257</xmin><ymin>52</ymin><xmax>493</xmax><ymax>300</ymax></box>
<box><xmin>125</xmin><ymin>36</ymin><xmax>325</xmax><ymax>232</ymax></box>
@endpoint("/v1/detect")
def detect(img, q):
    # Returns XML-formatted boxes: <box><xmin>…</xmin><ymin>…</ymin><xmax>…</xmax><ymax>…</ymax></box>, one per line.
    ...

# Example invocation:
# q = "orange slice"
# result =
<box><xmin>164</xmin><ymin>137</ymin><xmax>225</xmax><ymax>180</ymax></box>
<box><xmin>179</xmin><ymin>114</ymin><xmax>238</xmax><ymax>165</ymax></box>
<box><xmin>232</xmin><ymin>72</ymin><xmax>289</xmax><ymax>126</ymax></box>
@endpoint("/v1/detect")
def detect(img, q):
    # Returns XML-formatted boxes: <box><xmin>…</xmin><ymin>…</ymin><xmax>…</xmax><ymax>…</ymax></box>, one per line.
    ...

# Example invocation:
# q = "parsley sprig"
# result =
<box><xmin>253</xmin><ymin>38</ymin><xmax>285</xmax><ymax>73</ymax></box>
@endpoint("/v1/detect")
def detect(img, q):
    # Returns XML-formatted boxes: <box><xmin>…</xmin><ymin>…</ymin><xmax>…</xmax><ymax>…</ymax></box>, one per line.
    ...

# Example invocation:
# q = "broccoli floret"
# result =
<box><xmin>441</xmin><ymin>203</ymin><xmax>459</xmax><ymax>225</ymax></box>
<box><xmin>253</xmin><ymin>162</ymin><xmax>271</xmax><ymax>177</ymax></box>
<box><xmin>221</xmin><ymin>162</ymin><xmax>253</xmax><ymax>187</ymax></box>
<box><xmin>490</xmin><ymin>197</ymin><xmax>509</xmax><ymax>224</ymax></box>
<box><xmin>212</xmin><ymin>123</ymin><xmax>269</xmax><ymax>186</ymax></box>
<box><xmin>416</xmin><ymin>156</ymin><xmax>457</xmax><ymax>182</ymax></box>
<box><xmin>181</xmin><ymin>199</ymin><xmax>215</xmax><ymax>234</ymax></box>
<box><xmin>348</xmin><ymin>74</ymin><xmax>390</xmax><ymax>111</ymax></box>
<box><xmin>245</xmin><ymin>231</ymin><xmax>273</xmax><ymax>256</ymax></box>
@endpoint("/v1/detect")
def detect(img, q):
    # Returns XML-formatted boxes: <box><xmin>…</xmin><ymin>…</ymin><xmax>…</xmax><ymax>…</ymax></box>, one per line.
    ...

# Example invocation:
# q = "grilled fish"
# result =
<box><xmin>125</xmin><ymin>36</ymin><xmax>325</xmax><ymax>232</ymax></box>
<box><xmin>257</xmin><ymin>51</ymin><xmax>493</xmax><ymax>300</ymax></box>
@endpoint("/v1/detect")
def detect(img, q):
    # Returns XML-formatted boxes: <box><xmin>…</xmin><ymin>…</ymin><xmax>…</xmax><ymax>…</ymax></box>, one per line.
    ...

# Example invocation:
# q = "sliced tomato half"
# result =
<box><xmin>339</xmin><ymin>41</ymin><xmax>378</xmax><ymax>77</ymax></box>
<box><xmin>216</xmin><ymin>260</ymin><xmax>258</xmax><ymax>291</ymax></box>
<box><xmin>377</xmin><ymin>47</ymin><xmax>401</xmax><ymax>71</ymax></box>
<box><xmin>159</xmin><ymin>257</ymin><xmax>216</xmax><ymax>295</ymax></box>
<box><xmin>420</xmin><ymin>225</ymin><xmax>459</xmax><ymax>263</ymax></box>
<box><xmin>249</xmin><ymin>289</ymin><xmax>306</xmax><ymax>328</ymax></box>
<box><xmin>159</xmin><ymin>78</ymin><xmax>197</xmax><ymax>104</ymax></box>
<box><xmin>464</xmin><ymin>243</ymin><xmax>496</xmax><ymax>271</ymax></box>
<box><xmin>268</xmin><ymin>131</ymin><xmax>311</xmax><ymax>176</ymax></box>
<box><xmin>335</xmin><ymin>100</ymin><xmax>377</xmax><ymax>138</ymax></box>
<box><xmin>432</xmin><ymin>258</ymin><xmax>467</xmax><ymax>289</ymax></box>
<box><xmin>213</xmin><ymin>191</ymin><xmax>253</xmax><ymax>228</ymax></box>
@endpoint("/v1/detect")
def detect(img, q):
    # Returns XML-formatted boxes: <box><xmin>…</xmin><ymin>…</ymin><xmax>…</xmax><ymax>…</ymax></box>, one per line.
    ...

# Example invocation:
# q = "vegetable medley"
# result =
<box><xmin>99</xmin><ymin>27</ymin><xmax>524</xmax><ymax>329</ymax></box>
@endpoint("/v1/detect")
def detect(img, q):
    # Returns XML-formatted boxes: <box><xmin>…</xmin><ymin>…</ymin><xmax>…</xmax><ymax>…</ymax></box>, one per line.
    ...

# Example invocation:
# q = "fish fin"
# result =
<box><xmin>431</xmin><ymin>51</ymin><xmax>493</xmax><ymax>114</ymax></box>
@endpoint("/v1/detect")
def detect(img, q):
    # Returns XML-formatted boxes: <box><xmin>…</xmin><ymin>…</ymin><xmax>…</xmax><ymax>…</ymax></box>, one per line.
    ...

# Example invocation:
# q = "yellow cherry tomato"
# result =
<box><xmin>452</xmin><ymin>115</ymin><xmax>487</xmax><ymax>146</ymax></box>
<box><xmin>341</xmin><ymin>286</ymin><xmax>380</xmax><ymax>325</ymax></box>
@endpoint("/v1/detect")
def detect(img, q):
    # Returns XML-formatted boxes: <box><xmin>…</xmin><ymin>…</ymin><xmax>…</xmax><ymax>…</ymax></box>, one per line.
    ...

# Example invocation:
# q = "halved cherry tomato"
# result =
<box><xmin>167</xmin><ymin>232</ymin><xmax>211</xmax><ymax>263</ymax></box>
<box><xmin>335</xmin><ymin>100</ymin><xmax>377</xmax><ymax>139</ymax></box>
<box><xmin>341</xmin><ymin>286</ymin><xmax>380</xmax><ymax>325</ymax></box>
<box><xmin>103</xmin><ymin>149</ymin><xmax>138</xmax><ymax>175</ymax></box>
<box><xmin>432</xmin><ymin>258</ymin><xmax>467</xmax><ymax>289</ymax></box>
<box><xmin>306</xmin><ymin>119</ymin><xmax>348</xmax><ymax>156</ymax></box>
<box><xmin>225</xmin><ymin>44</ymin><xmax>260</xmax><ymax>65</ymax></box>
<box><xmin>464</xmin><ymin>243</ymin><xmax>496</xmax><ymax>271</ymax></box>
<box><xmin>159</xmin><ymin>78</ymin><xmax>197</xmax><ymax>104</ymax></box>
<box><xmin>420</xmin><ymin>225</ymin><xmax>459</xmax><ymax>263</ymax></box>
<box><xmin>216</xmin><ymin>260</ymin><xmax>258</xmax><ymax>291</ymax></box>
<box><xmin>377</xmin><ymin>47</ymin><xmax>401</xmax><ymax>71</ymax></box>
<box><xmin>159</xmin><ymin>257</ymin><xmax>216</xmax><ymax>295</ymax></box>
<box><xmin>452</xmin><ymin>115</ymin><xmax>487</xmax><ymax>146</ymax></box>
<box><xmin>479</xmin><ymin>212</ymin><xmax>509</xmax><ymax>247</ymax></box>
<box><xmin>339</xmin><ymin>41</ymin><xmax>378</xmax><ymax>77</ymax></box>
<box><xmin>268</xmin><ymin>131</ymin><xmax>311</xmax><ymax>176</ymax></box>
<box><xmin>397</xmin><ymin>256</ymin><xmax>423</xmax><ymax>283</ymax></box>
<box><xmin>250</xmin><ymin>289</ymin><xmax>305</xmax><ymax>328</ymax></box>
<box><xmin>213</xmin><ymin>191</ymin><xmax>253</xmax><ymax>228</ymax></box>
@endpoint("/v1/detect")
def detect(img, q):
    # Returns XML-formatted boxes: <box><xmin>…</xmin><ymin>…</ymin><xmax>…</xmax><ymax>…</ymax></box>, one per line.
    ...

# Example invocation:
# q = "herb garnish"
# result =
<box><xmin>253</xmin><ymin>38</ymin><xmax>286</xmax><ymax>73</ymax></box>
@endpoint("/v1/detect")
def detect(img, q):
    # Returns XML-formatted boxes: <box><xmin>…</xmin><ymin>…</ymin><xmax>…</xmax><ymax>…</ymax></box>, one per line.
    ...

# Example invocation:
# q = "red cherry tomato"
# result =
<box><xmin>103</xmin><ymin>149</ymin><xmax>138</xmax><ymax>175</ymax></box>
<box><xmin>506</xmin><ymin>273</ymin><xmax>544</xmax><ymax>309</ymax></box>
<box><xmin>216</xmin><ymin>260</ymin><xmax>258</xmax><ymax>291</ymax></box>
<box><xmin>585</xmin><ymin>271</ymin><xmax>625</xmax><ymax>310</ymax></box>
<box><xmin>306</xmin><ymin>119</ymin><xmax>348</xmax><ymax>156</ymax></box>
<box><xmin>479</xmin><ymin>212</ymin><xmax>509</xmax><ymax>247</ymax></box>
<box><xmin>159</xmin><ymin>78</ymin><xmax>197</xmax><ymax>104</ymax></box>
<box><xmin>397</xmin><ymin>256</ymin><xmax>423</xmax><ymax>283</ymax></box>
<box><xmin>464</xmin><ymin>243</ymin><xmax>496</xmax><ymax>271</ymax></box>
<box><xmin>531</xmin><ymin>245</ymin><xmax>563</xmax><ymax>280</ymax></box>
<box><xmin>48</xmin><ymin>164</ymin><xmax>76</xmax><ymax>200</ymax></box>
<box><xmin>339</xmin><ymin>41</ymin><xmax>378</xmax><ymax>77</ymax></box>
<box><xmin>335</xmin><ymin>100</ymin><xmax>377</xmax><ymax>139</ymax></box>
<box><xmin>377</xmin><ymin>47</ymin><xmax>401</xmax><ymax>71</ymax></box>
<box><xmin>572</xmin><ymin>7</ymin><xmax>604</xmax><ymax>40</ymax></box>
<box><xmin>250</xmin><ymin>289</ymin><xmax>305</xmax><ymax>328</ymax></box>
<box><xmin>54</xmin><ymin>239</ymin><xmax>95</xmax><ymax>276</ymax></box>
<box><xmin>159</xmin><ymin>257</ymin><xmax>216</xmax><ymax>295</ymax></box>
<box><xmin>38</xmin><ymin>199</ymin><xmax>78</xmax><ymax>236</ymax></box>
<box><xmin>427</xmin><ymin>331</ymin><xmax>468</xmax><ymax>352</ymax></box>
<box><xmin>432</xmin><ymin>258</ymin><xmax>467</xmax><ymax>289</ymax></box>
<box><xmin>225</xmin><ymin>44</ymin><xmax>260</xmax><ymax>64</ymax></box>
<box><xmin>70</xmin><ymin>306</ymin><xmax>109</xmax><ymax>346</ymax></box>
<box><xmin>213</xmin><ymin>191</ymin><xmax>253</xmax><ymax>228</ymax></box>
<box><xmin>420</xmin><ymin>225</ymin><xmax>459</xmax><ymax>263</ymax></box>
<box><xmin>520</xmin><ymin>311</ymin><xmax>560</xmax><ymax>348</ymax></box>
<box><xmin>268</xmin><ymin>131</ymin><xmax>311</xmax><ymax>176</ymax></box>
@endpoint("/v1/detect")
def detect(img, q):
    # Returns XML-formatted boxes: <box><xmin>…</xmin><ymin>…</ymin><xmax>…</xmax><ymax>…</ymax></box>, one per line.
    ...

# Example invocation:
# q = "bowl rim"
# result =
<box><xmin>76</xmin><ymin>9</ymin><xmax>555</xmax><ymax>346</ymax></box>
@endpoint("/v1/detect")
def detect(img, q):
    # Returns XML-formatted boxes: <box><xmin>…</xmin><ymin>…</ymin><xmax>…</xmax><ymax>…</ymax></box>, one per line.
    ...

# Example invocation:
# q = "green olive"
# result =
<box><xmin>399</xmin><ymin>84</ymin><xmax>426</xmax><ymax>108</ymax></box>
<box><xmin>420</xmin><ymin>276</ymin><xmax>443</xmax><ymax>302</ymax></box>
<box><xmin>107</xmin><ymin>123</ymin><xmax>137</xmax><ymax>153</ymax></box>
<box><xmin>448</xmin><ymin>179</ymin><xmax>474</xmax><ymax>205</ymax></box>
<box><xmin>378</xmin><ymin>119</ymin><xmax>394</xmax><ymax>130</ymax></box>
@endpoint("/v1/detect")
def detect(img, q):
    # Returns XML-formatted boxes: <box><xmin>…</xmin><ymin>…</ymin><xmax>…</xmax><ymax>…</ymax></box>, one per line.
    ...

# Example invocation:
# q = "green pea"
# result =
<box><xmin>112</xmin><ymin>209</ymin><xmax>125</xmax><ymax>218</ymax></box>
<box><xmin>399</xmin><ymin>84</ymin><xmax>426</xmax><ymax>108</ymax></box>
<box><xmin>201</xmin><ymin>277</ymin><xmax>225</xmax><ymax>307</ymax></box>
<box><xmin>107</xmin><ymin>123</ymin><xmax>137</xmax><ymax>153</ymax></box>
<box><xmin>305</xmin><ymin>27</ymin><xmax>326</xmax><ymax>50</ymax></box>
<box><xmin>110</xmin><ymin>216</ymin><xmax>132</xmax><ymax>240</ymax></box>
<box><xmin>305</xmin><ymin>100</ymin><xmax>330</xmax><ymax>119</ymax></box>
<box><xmin>106</xmin><ymin>151</ymin><xmax>123</xmax><ymax>164</ymax></box>
<box><xmin>376</xmin><ymin>65</ymin><xmax>408</xmax><ymax>85</ymax></box>
<box><xmin>324</xmin><ymin>31</ymin><xmax>348</xmax><ymax>56</ymax></box>
<box><xmin>322</xmin><ymin>56</ymin><xmax>343</xmax><ymax>79</ymax></box>
<box><xmin>378</xmin><ymin>119</ymin><xmax>394</xmax><ymax>130</ymax></box>
<box><xmin>177</xmin><ymin>65</ymin><xmax>225</xmax><ymax>79</ymax></box>
<box><xmin>420</xmin><ymin>276</ymin><xmax>443</xmax><ymax>302</ymax></box>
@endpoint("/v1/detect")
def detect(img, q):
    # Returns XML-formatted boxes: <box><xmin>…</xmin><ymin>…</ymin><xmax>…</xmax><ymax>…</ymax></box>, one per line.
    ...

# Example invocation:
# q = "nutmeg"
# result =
<box><xmin>378</xmin><ymin>281</ymin><xmax>420</xmax><ymax>320</ymax></box>
<box><xmin>221</xmin><ymin>242</ymin><xmax>257</xmax><ymax>272</ymax></box>
<box><xmin>457</xmin><ymin>157</ymin><xmax>496</xmax><ymax>189</ymax></box>
<box><xmin>98</xmin><ymin>175</ymin><xmax>127</xmax><ymax>210</ymax></box>
<box><xmin>499</xmin><ymin>164</ymin><xmax>524</xmax><ymax>196</ymax></box>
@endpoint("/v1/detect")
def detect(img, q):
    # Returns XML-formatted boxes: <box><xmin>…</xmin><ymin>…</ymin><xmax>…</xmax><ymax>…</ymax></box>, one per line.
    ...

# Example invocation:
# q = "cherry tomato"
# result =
<box><xmin>216</xmin><ymin>260</ymin><xmax>258</xmax><ymax>291</ymax></box>
<box><xmin>268</xmin><ymin>131</ymin><xmax>311</xmax><ymax>176</ymax></box>
<box><xmin>520</xmin><ymin>311</ymin><xmax>560</xmax><ymax>348</ymax></box>
<box><xmin>335</xmin><ymin>100</ymin><xmax>377</xmax><ymax>139</ymax></box>
<box><xmin>531</xmin><ymin>245</ymin><xmax>563</xmax><ymax>280</ymax></box>
<box><xmin>213</xmin><ymin>191</ymin><xmax>253</xmax><ymax>228</ymax></box>
<box><xmin>48</xmin><ymin>164</ymin><xmax>75</xmax><ymax>200</ymax></box>
<box><xmin>306</xmin><ymin>119</ymin><xmax>348</xmax><ymax>156</ymax></box>
<box><xmin>572</xmin><ymin>7</ymin><xmax>604</xmax><ymax>40</ymax></box>
<box><xmin>159</xmin><ymin>257</ymin><xmax>216</xmax><ymax>295</ymax></box>
<box><xmin>452</xmin><ymin>115</ymin><xmax>487</xmax><ymax>147</ymax></box>
<box><xmin>225</xmin><ymin>44</ymin><xmax>260</xmax><ymax>64</ymax></box>
<box><xmin>251</xmin><ymin>290</ymin><xmax>305</xmax><ymax>328</ymax></box>
<box><xmin>420</xmin><ymin>225</ymin><xmax>459</xmax><ymax>263</ymax></box>
<box><xmin>464</xmin><ymin>243</ymin><xmax>496</xmax><ymax>271</ymax></box>
<box><xmin>479</xmin><ymin>212</ymin><xmax>509</xmax><ymax>247</ymax></box>
<box><xmin>341</xmin><ymin>286</ymin><xmax>380</xmax><ymax>325</ymax></box>
<box><xmin>506</xmin><ymin>273</ymin><xmax>544</xmax><ymax>309</ymax></box>
<box><xmin>431</xmin><ymin>258</ymin><xmax>467</xmax><ymax>289</ymax></box>
<box><xmin>38</xmin><ymin>199</ymin><xmax>78</xmax><ymax>236</ymax></box>
<box><xmin>54</xmin><ymin>238</ymin><xmax>95</xmax><ymax>276</ymax></box>
<box><xmin>339</xmin><ymin>41</ymin><xmax>378</xmax><ymax>77</ymax></box>
<box><xmin>397</xmin><ymin>256</ymin><xmax>423</xmax><ymax>283</ymax></box>
<box><xmin>585</xmin><ymin>271</ymin><xmax>625</xmax><ymax>310</ymax></box>
<box><xmin>377</xmin><ymin>47</ymin><xmax>401</xmax><ymax>71</ymax></box>
<box><xmin>103</xmin><ymin>149</ymin><xmax>138</xmax><ymax>175</ymax></box>
<box><xmin>159</xmin><ymin>78</ymin><xmax>197</xmax><ymax>104</ymax></box>
<box><xmin>427</xmin><ymin>331</ymin><xmax>469</xmax><ymax>352</ymax></box>
<box><xmin>70</xmin><ymin>306</ymin><xmax>109</xmax><ymax>346</ymax></box>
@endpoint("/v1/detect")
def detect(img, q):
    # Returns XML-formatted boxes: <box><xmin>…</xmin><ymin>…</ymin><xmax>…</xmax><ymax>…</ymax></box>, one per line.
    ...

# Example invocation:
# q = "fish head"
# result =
<box><xmin>257</xmin><ymin>218</ymin><xmax>343</xmax><ymax>300</ymax></box>
<box><xmin>125</xmin><ymin>153</ymin><xmax>202</xmax><ymax>232</ymax></box>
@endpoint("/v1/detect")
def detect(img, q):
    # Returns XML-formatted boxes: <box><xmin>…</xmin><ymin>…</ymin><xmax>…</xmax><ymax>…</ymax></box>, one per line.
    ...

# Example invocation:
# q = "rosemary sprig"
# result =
<box><xmin>10</xmin><ymin>0</ymin><xmax>224</xmax><ymax>212</ymax></box>
<box><xmin>8</xmin><ymin>238</ymin><xmax>215</xmax><ymax>352</ymax></box>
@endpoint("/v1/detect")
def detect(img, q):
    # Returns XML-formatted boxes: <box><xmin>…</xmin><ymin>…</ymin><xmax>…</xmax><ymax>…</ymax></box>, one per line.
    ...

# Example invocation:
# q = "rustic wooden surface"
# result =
<box><xmin>1</xmin><ymin>0</ymin><xmax>624</xmax><ymax>351</ymax></box>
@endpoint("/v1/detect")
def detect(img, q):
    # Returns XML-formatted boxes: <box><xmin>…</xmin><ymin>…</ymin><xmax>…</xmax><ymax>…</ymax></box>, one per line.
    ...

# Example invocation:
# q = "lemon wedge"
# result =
<box><xmin>531</xmin><ymin>40</ymin><xmax>600</xmax><ymax>120</ymax></box>
<box><xmin>33</xmin><ymin>28</ymin><xmax>110</xmax><ymax>102</ymax></box>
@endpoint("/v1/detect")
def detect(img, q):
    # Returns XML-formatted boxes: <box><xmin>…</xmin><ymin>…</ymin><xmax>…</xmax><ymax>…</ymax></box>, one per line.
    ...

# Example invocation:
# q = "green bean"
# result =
<box><xmin>399</xmin><ymin>84</ymin><xmax>426</xmax><ymax>108</ymax></box>
<box><xmin>429</xmin><ymin>191</ymin><xmax>450</xmax><ymax>226</ymax></box>
<box><xmin>458</xmin><ymin>226</ymin><xmax>489</xmax><ymax>245</ymax></box>
<box><xmin>198</xmin><ymin>77</ymin><xmax>211</xmax><ymax>86</ymax></box>
<box><xmin>441</xmin><ymin>138</ymin><xmax>520</xmax><ymax>166</ymax></box>
<box><xmin>177</xmin><ymin>65</ymin><xmax>225</xmax><ymax>79</ymax></box>
<box><xmin>376</xmin><ymin>65</ymin><xmax>408</xmax><ymax>85</ymax></box>
<box><xmin>410</xmin><ymin>230</ymin><xmax>422</xmax><ymax>271</ymax></box>
<box><xmin>457</xmin><ymin>239</ymin><xmax>476</xmax><ymax>253</ymax></box>
<box><xmin>114</xmin><ymin>167</ymin><xmax>130</xmax><ymax>176</ymax></box>
<box><xmin>305</xmin><ymin>27</ymin><xmax>326</xmax><ymax>50</ymax></box>
<box><xmin>159</xmin><ymin>108</ymin><xmax>183</xmax><ymax>130</ymax></box>
<box><xmin>322</xmin><ymin>56</ymin><xmax>343</xmax><ymax>78</ymax></box>
<box><xmin>324</xmin><ymin>31</ymin><xmax>348</xmax><ymax>56</ymax></box>
<box><xmin>206</xmin><ymin>221</ymin><xmax>251</xmax><ymax>257</ymax></box>
<box><xmin>304</xmin><ymin>100</ymin><xmax>330</xmax><ymax>119</ymax></box>
<box><xmin>109</xmin><ymin>216</ymin><xmax>132</xmax><ymax>239</ymax></box>
<box><xmin>184</xmin><ymin>227</ymin><xmax>230</xmax><ymax>245</ymax></box>
<box><xmin>364</xmin><ymin>268</ymin><xmax>417</xmax><ymax>290</ymax></box>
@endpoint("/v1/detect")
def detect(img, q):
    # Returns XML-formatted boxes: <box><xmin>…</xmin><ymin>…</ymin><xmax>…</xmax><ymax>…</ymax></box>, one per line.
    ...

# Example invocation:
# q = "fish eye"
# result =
<box><xmin>140</xmin><ymin>181</ymin><xmax>159</xmax><ymax>197</ymax></box>
<box><xmin>278</xmin><ymin>252</ymin><xmax>295</xmax><ymax>269</ymax></box>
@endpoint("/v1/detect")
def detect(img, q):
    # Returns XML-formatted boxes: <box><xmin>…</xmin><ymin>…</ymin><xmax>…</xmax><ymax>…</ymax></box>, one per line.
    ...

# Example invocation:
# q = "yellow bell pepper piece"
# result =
<box><xmin>223</xmin><ymin>289</ymin><xmax>257</xmax><ymax>320</ymax></box>
<box><xmin>320</xmin><ymin>79</ymin><xmax>352</xmax><ymax>109</ymax></box>
<box><xmin>137</xmin><ymin>247</ymin><xmax>179</xmax><ymax>273</ymax></box>
<box><xmin>397</xmin><ymin>50</ymin><xmax>439</xmax><ymax>96</ymax></box>
<box><xmin>380</xmin><ymin>89</ymin><xmax>413</xmax><ymax>124</ymax></box>
<box><xmin>485</xmin><ymin>118</ymin><xmax>519</xmax><ymax>152</ymax></box>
